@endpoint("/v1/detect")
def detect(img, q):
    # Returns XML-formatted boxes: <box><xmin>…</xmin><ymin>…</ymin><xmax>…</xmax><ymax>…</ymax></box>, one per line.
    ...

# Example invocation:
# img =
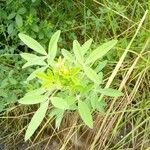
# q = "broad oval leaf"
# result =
<box><xmin>15</xmin><ymin>14</ymin><xmax>23</xmax><ymax>27</ymax></box>
<box><xmin>48</xmin><ymin>30</ymin><xmax>61</xmax><ymax>64</ymax></box>
<box><xmin>97</xmin><ymin>88</ymin><xmax>123</xmax><ymax>97</ymax></box>
<box><xmin>18</xmin><ymin>33</ymin><xmax>47</xmax><ymax>55</ymax></box>
<box><xmin>25</xmin><ymin>100</ymin><xmax>49</xmax><ymax>141</ymax></box>
<box><xmin>8</xmin><ymin>23</ymin><xmax>14</xmax><ymax>35</ymax></box>
<box><xmin>17</xmin><ymin>7</ymin><xmax>27</xmax><ymax>15</ymax></box>
<box><xmin>19</xmin><ymin>94</ymin><xmax>48</xmax><ymax>105</ymax></box>
<box><xmin>73</xmin><ymin>40</ymin><xmax>83</xmax><ymax>64</ymax></box>
<box><xmin>51</xmin><ymin>97</ymin><xmax>69</xmax><ymax>110</ymax></box>
<box><xmin>78</xmin><ymin>100</ymin><xmax>93</xmax><ymax>128</ymax></box>
<box><xmin>81</xmin><ymin>38</ymin><xmax>93</xmax><ymax>56</ymax></box>
<box><xmin>84</xmin><ymin>66</ymin><xmax>100</xmax><ymax>84</ymax></box>
<box><xmin>85</xmin><ymin>40</ymin><xmax>117</xmax><ymax>65</ymax></box>
<box><xmin>7</xmin><ymin>13</ymin><xmax>16</xmax><ymax>19</ymax></box>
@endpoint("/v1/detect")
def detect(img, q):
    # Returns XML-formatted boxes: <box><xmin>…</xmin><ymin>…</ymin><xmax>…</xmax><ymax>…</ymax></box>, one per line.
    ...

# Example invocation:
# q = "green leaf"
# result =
<box><xmin>62</xmin><ymin>49</ymin><xmax>74</xmax><ymax>62</ymax></box>
<box><xmin>22</xmin><ymin>61</ymin><xmax>47</xmax><ymax>68</ymax></box>
<box><xmin>48</xmin><ymin>108</ymin><xmax>59</xmax><ymax>119</ymax></box>
<box><xmin>31</xmin><ymin>24</ymin><xmax>39</xmax><ymax>32</ymax></box>
<box><xmin>84</xmin><ymin>66</ymin><xmax>100</xmax><ymax>84</ymax></box>
<box><xmin>66</xmin><ymin>96</ymin><xmax>76</xmax><ymax>106</ymax></box>
<box><xmin>48</xmin><ymin>30</ymin><xmax>61</xmax><ymax>64</ymax></box>
<box><xmin>98</xmin><ymin>72</ymin><xmax>103</xmax><ymax>84</ymax></box>
<box><xmin>25</xmin><ymin>100</ymin><xmax>49</xmax><ymax>141</ymax></box>
<box><xmin>17</xmin><ymin>7</ymin><xmax>26</xmax><ymax>14</ymax></box>
<box><xmin>97</xmin><ymin>88</ymin><xmax>123</xmax><ymax>97</ymax></box>
<box><xmin>36</xmin><ymin>72</ymin><xmax>51</xmax><ymax>81</ymax></box>
<box><xmin>96</xmin><ymin>100</ymin><xmax>106</xmax><ymax>113</ymax></box>
<box><xmin>0</xmin><ymin>78</ymin><xmax>9</xmax><ymax>88</ymax></box>
<box><xmin>78</xmin><ymin>100</ymin><xmax>93</xmax><ymax>128</ymax></box>
<box><xmin>7</xmin><ymin>12</ymin><xmax>16</xmax><ymax>19</ymax></box>
<box><xmin>55</xmin><ymin>109</ymin><xmax>64</xmax><ymax>129</ymax></box>
<box><xmin>20</xmin><ymin>53</ymin><xmax>47</xmax><ymax>68</ymax></box>
<box><xmin>48</xmin><ymin>108</ymin><xmax>64</xmax><ymax>129</ymax></box>
<box><xmin>95</xmin><ymin>60</ymin><xmax>107</xmax><ymax>73</ymax></box>
<box><xmin>15</xmin><ymin>14</ymin><xmax>23</xmax><ymax>27</ymax></box>
<box><xmin>25</xmin><ymin>88</ymin><xmax>46</xmax><ymax>97</ymax></box>
<box><xmin>85</xmin><ymin>40</ymin><xmax>118</xmax><ymax>65</ymax></box>
<box><xmin>90</xmin><ymin>92</ymin><xmax>99</xmax><ymax>110</ymax></box>
<box><xmin>20</xmin><ymin>53</ymin><xmax>46</xmax><ymax>61</ymax></box>
<box><xmin>73</xmin><ymin>40</ymin><xmax>83</xmax><ymax>64</ymax></box>
<box><xmin>51</xmin><ymin>97</ymin><xmax>69</xmax><ymax>110</ymax></box>
<box><xmin>27</xmin><ymin>66</ymin><xmax>47</xmax><ymax>81</ymax></box>
<box><xmin>65</xmin><ymin>96</ymin><xmax>77</xmax><ymax>110</ymax></box>
<box><xmin>81</xmin><ymin>38</ymin><xmax>93</xmax><ymax>55</ymax></box>
<box><xmin>19</xmin><ymin>94</ymin><xmax>48</xmax><ymax>105</ymax></box>
<box><xmin>7</xmin><ymin>23</ymin><xmax>14</xmax><ymax>35</ymax></box>
<box><xmin>18</xmin><ymin>33</ymin><xmax>47</xmax><ymax>55</ymax></box>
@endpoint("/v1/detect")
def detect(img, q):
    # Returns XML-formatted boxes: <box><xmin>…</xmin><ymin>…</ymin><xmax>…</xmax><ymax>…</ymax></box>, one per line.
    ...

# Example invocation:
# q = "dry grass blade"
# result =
<box><xmin>89</xmin><ymin>10</ymin><xmax>148</xmax><ymax>150</ymax></box>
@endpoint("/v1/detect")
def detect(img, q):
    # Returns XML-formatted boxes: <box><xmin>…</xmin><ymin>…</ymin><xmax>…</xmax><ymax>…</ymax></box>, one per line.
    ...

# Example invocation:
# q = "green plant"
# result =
<box><xmin>0</xmin><ymin>0</ymin><xmax>54</xmax><ymax>54</ymax></box>
<box><xmin>18</xmin><ymin>30</ymin><xmax>123</xmax><ymax>141</ymax></box>
<box><xmin>0</xmin><ymin>54</ymin><xmax>30</xmax><ymax>112</ymax></box>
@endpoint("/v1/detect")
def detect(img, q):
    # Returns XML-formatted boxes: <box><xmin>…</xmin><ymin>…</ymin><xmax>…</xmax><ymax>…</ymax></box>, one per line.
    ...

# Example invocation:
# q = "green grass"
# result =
<box><xmin>0</xmin><ymin>0</ymin><xmax>150</xmax><ymax>149</ymax></box>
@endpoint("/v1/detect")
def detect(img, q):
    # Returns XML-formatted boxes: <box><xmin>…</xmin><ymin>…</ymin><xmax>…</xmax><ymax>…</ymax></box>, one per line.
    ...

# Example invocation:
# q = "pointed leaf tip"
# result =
<box><xmin>85</xmin><ymin>40</ymin><xmax>118</xmax><ymax>65</ymax></box>
<box><xmin>78</xmin><ymin>100</ymin><xmax>93</xmax><ymax>128</ymax></box>
<box><xmin>48</xmin><ymin>30</ymin><xmax>61</xmax><ymax>64</ymax></box>
<box><xmin>25</xmin><ymin>100</ymin><xmax>49</xmax><ymax>141</ymax></box>
<box><xmin>18</xmin><ymin>33</ymin><xmax>47</xmax><ymax>55</ymax></box>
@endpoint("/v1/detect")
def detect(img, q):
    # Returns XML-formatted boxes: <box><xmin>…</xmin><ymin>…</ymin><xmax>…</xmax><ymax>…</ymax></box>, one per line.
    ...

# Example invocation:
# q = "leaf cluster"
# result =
<box><xmin>18</xmin><ymin>30</ymin><xmax>123</xmax><ymax>141</ymax></box>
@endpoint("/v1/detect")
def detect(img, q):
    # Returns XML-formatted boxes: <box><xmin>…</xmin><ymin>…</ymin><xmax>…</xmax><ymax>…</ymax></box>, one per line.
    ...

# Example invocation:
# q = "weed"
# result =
<box><xmin>18</xmin><ymin>31</ymin><xmax>123</xmax><ymax>141</ymax></box>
